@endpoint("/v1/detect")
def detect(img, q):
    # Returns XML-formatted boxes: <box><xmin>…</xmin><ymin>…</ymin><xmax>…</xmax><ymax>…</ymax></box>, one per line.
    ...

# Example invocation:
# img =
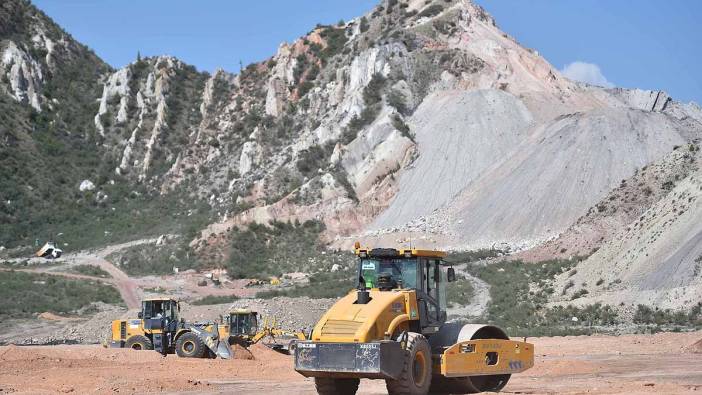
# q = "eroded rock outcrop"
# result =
<box><xmin>2</xmin><ymin>41</ymin><xmax>43</xmax><ymax>111</ymax></box>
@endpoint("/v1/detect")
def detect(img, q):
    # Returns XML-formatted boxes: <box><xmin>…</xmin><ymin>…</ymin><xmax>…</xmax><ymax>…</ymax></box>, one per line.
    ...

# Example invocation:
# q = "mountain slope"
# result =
<box><xmin>1</xmin><ymin>0</ymin><xmax>701</xmax><ymax>302</ymax></box>
<box><xmin>0</xmin><ymin>0</ymin><xmax>111</xmax><ymax>247</ymax></box>
<box><xmin>553</xmin><ymin>145</ymin><xmax>702</xmax><ymax>309</ymax></box>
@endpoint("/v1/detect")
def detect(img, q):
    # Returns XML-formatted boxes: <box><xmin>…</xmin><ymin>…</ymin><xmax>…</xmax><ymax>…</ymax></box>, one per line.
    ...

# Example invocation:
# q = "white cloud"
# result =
<box><xmin>561</xmin><ymin>61</ymin><xmax>614</xmax><ymax>88</ymax></box>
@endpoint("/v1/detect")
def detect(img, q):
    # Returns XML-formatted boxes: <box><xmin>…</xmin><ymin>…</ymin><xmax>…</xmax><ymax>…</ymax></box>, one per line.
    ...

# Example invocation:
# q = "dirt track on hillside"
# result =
<box><xmin>2</xmin><ymin>331</ymin><xmax>701</xmax><ymax>394</ymax></box>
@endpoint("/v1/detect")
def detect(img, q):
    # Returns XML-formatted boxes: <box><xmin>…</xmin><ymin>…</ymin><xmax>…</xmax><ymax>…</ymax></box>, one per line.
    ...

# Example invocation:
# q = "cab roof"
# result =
<box><xmin>355</xmin><ymin>247</ymin><xmax>447</xmax><ymax>259</ymax></box>
<box><xmin>230</xmin><ymin>308</ymin><xmax>256</xmax><ymax>315</ymax></box>
<box><xmin>142</xmin><ymin>297</ymin><xmax>179</xmax><ymax>302</ymax></box>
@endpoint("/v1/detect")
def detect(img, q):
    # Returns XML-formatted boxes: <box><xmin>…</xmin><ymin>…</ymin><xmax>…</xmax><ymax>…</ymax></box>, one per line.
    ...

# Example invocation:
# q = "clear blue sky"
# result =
<box><xmin>32</xmin><ymin>0</ymin><xmax>701</xmax><ymax>104</ymax></box>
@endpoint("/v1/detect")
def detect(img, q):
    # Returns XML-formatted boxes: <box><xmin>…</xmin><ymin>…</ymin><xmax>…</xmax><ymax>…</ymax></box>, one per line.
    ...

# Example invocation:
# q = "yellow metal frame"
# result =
<box><xmin>311</xmin><ymin>289</ymin><xmax>419</xmax><ymax>343</ymax></box>
<box><xmin>438</xmin><ymin>339</ymin><xmax>534</xmax><ymax>377</ymax></box>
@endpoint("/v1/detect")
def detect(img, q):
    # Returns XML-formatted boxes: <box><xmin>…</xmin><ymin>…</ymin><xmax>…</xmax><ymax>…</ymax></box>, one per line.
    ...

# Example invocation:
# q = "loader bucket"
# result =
<box><xmin>189</xmin><ymin>324</ymin><xmax>232</xmax><ymax>359</ymax></box>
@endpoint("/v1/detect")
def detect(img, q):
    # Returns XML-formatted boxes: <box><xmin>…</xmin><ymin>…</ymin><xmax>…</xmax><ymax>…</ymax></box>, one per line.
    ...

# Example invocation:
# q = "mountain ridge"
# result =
<box><xmin>2</xmin><ymin>0</ymin><xmax>702</xmax><ymax>309</ymax></box>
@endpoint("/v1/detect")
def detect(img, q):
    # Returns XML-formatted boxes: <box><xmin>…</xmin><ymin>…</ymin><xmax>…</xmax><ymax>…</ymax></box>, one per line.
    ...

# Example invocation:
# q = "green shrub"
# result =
<box><xmin>342</xmin><ymin>104</ymin><xmax>381</xmax><ymax>144</ymax></box>
<box><xmin>296</xmin><ymin>145</ymin><xmax>329</xmax><ymax>177</ymax></box>
<box><xmin>392</xmin><ymin>115</ymin><xmax>414</xmax><ymax>142</ymax></box>
<box><xmin>191</xmin><ymin>294</ymin><xmax>239</xmax><ymax>306</ymax></box>
<box><xmin>107</xmin><ymin>238</ymin><xmax>201</xmax><ymax>276</ymax></box>
<box><xmin>257</xmin><ymin>271</ymin><xmax>355</xmax><ymax>299</ymax></box>
<box><xmin>0</xmin><ymin>271</ymin><xmax>122</xmax><ymax>319</ymax></box>
<box><xmin>318</xmin><ymin>27</ymin><xmax>348</xmax><ymax>61</ymax></box>
<box><xmin>387</xmin><ymin>89</ymin><xmax>409</xmax><ymax>115</ymax></box>
<box><xmin>464</xmin><ymin>258</ymin><xmax>591</xmax><ymax>336</ymax></box>
<box><xmin>360</xmin><ymin>17</ymin><xmax>370</xmax><ymax>33</ymax></box>
<box><xmin>633</xmin><ymin>304</ymin><xmax>693</xmax><ymax>326</ymax></box>
<box><xmin>70</xmin><ymin>265</ymin><xmax>111</xmax><ymax>278</ymax></box>
<box><xmin>418</xmin><ymin>4</ymin><xmax>444</xmax><ymax>18</ymax></box>
<box><xmin>570</xmin><ymin>289</ymin><xmax>589</xmax><ymax>300</ymax></box>
<box><xmin>446</xmin><ymin>276</ymin><xmax>474</xmax><ymax>307</ymax></box>
<box><xmin>227</xmin><ymin>220</ymin><xmax>350</xmax><ymax>279</ymax></box>
<box><xmin>363</xmin><ymin>73</ymin><xmax>387</xmax><ymax>106</ymax></box>
<box><xmin>447</xmin><ymin>249</ymin><xmax>501</xmax><ymax>264</ymax></box>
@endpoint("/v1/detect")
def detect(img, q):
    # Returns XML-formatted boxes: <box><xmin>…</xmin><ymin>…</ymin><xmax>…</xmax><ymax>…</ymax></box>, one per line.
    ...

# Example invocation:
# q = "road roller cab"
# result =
<box><xmin>294</xmin><ymin>245</ymin><xmax>534</xmax><ymax>395</ymax></box>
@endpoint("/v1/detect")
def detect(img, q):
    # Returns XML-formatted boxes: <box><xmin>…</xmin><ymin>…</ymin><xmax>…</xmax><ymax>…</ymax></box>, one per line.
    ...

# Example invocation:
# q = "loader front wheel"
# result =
<box><xmin>175</xmin><ymin>332</ymin><xmax>206</xmax><ymax>358</ymax></box>
<box><xmin>314</xmin><ymin>377</ymin><xmax>359</xmax><ymax>395</ymax></box>
<box><xmin>125</xmin><ymin>335</ymin><xmax>153</xmax><ymax>351</ymax></box>
<box><xmin>386</xmin><ymin>332</ymin><xmax>432</xmax><ymax>395</ymax></box>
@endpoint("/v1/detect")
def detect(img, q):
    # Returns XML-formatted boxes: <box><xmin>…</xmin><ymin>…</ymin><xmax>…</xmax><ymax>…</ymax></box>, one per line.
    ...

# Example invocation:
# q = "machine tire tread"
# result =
<box><xmin>125</xmin><ymin>335</ymin><xmax>153</xmax><ymax>350</ymax></box>
<box><xmin>175</xmin><ymin>331</ymin><xmax>207</xmax><ymax>358</ymax></box>
<box><xmin>386</xmin><ymin>332</ymin><xmax>432</xmax><ymax>395</ymax></box>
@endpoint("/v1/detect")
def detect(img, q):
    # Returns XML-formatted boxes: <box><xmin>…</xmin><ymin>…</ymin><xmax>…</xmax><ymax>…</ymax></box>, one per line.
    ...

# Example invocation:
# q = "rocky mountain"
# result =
<box><xmin>0</xmin><ymin>0</ymin><xmax>112</xmax><ymax>247</ymax></box>
<box><xmin>552</xmin><ymin>145</ymin><xmax>702</xmax><ymax>310</ymax></box>
<box><xmin>2</xmin><ymin>0</ymin><xmax>702</xmax><ymax>308</ymax></box>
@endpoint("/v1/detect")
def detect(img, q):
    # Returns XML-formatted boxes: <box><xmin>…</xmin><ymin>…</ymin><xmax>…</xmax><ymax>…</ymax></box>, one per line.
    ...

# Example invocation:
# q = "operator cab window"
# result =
<box><xmin>232</xmin><ymin>313</ymin><xmax>258</xmax><ymax>336</ymax></box>
<box><xmin>360</xmin><ymin>258</ymin><xmax>418</xmax><ymax>289</ymax></box>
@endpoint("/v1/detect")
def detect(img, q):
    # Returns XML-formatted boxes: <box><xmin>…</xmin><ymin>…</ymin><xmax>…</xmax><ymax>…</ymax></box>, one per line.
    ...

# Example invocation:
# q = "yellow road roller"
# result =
<box><xmin>294</xmin><ymin>245</ymin><xmax>534</xmax><ymax>394</ymax></box>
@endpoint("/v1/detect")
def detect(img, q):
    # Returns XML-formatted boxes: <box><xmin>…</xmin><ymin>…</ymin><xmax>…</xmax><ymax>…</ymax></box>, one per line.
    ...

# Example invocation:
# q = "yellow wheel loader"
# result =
<box><xmin>108</xmin><ymin>298</ymin><xmax>232</xmax><ymax>359</ymax></box>
<box><xmin>214</xmin><ymin>309</ymin><xmax>307</xmax><ymax>354</ymax></box>
<box><xmin>294</xmin><ymin>246</ymin><xmax>534</xmax><ymax>395</ymax></box>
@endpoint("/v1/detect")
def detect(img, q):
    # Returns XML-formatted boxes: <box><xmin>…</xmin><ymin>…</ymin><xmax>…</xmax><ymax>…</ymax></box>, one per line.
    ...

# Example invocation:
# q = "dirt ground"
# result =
<box><xmin>1</xmin><ymin>331</ymin><xmax>701</xmax><ymax>394</ymax></box>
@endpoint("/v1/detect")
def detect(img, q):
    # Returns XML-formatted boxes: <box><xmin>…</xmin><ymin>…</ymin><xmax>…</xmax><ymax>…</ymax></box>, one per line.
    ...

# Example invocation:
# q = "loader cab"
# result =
<box><xmin>139</xmin><ymin>298</ymin><xmax>180</xmax><ymax>330</ymax></box>
<box><xmin>229</xmin><ymin>310</ymin><xmax>258</xmax><ymax>337</ymax></box>
<box><xmin>356</xmin><ymin>247</ymin><xmax>454</xmax><ymax>331</ymax></box>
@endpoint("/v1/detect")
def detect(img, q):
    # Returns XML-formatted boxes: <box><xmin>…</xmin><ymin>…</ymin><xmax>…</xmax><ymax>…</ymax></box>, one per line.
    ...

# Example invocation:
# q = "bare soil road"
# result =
<box><xmin>1</xmin><ymin>331</ymin><xmax>701</xmax><ymax>394</ymax></box>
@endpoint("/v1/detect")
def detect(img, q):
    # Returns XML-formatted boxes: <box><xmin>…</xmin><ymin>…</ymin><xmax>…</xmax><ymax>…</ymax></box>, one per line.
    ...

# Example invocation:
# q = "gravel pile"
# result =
<box><xmin>2</xmin><ymin>296</ymin><xmax>337</xmax><ymax>345</ymax></box>
<box><xmin>183</xmin><ymin>297</ymin><xmax>336</xmax><ymax>332</ymax></box>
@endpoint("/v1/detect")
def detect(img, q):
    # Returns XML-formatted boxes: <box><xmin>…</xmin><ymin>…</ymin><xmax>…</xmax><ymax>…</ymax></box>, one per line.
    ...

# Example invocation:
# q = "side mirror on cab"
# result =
<box><xmin>447</xmin><ymin>267</ymin><xmax>457</xmax><ymax>283</ymax></box>
<box><xmin>137</xmin><ymin>312</ymin><xmax>143</xmax><ymax>319</ymax></box>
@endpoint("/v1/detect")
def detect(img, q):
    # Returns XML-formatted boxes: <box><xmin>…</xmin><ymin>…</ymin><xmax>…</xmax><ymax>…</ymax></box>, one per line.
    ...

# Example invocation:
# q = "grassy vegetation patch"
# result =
<box><xmin>107</xmin><ymin>238</ymin><xmax>201</xmax><ymax>276</ymax></box>
<box><xmin>446</xmin><ymin>276</ymin><xmax>475</xmax><ymax>307</ymax></box>
<box><xmin>463</xmin><ymin>257</ymin><xmax>702</xmax><ymax>336</ymax></box>
<box><xmin>0</xmin><ymin>271</ymin><xmax>122</xmax><ymax>319</ymax></box>
<box><xmin>634</xmin><ymin>304</ymin><xmax>702</xmax><ymax>327</ymax></box>
<box><xmin>257</xmin><ymin>271</ymin><xmax>355</xmax><ymax>299</ymax></box>
<box><xmin>227</xmin><ymin>220</ymin><xmax>353</xmax><ymax>280</ymax></box>
<box><xmin>191</xmin><ymin>294</ymin><xmax>239</xmax><ymax>306</ymax></box>
<box><xmin>464</xmin><ymin>258</ymin><xmax>601</xmax><ymax>336</ymax></box>
<box><xmin>69</xmin><ymin>265</ymin><xmax>111</xmax><ymax>278</ymax></box>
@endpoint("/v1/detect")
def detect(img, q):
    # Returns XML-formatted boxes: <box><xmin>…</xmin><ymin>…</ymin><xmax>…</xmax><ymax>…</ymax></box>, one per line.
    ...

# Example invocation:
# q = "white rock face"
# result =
<box><xmin>341</xmin><ymin>108</ymin><xmax>415</xmax><ymax>196</ymax></box>
<box><xmin>117</xmin><ymin>91</ymin><xmax>147</xmax><ymax>175</ymax></box>
<box><xmin>79</xmin><ymin>180</ymin><xmax>95</xmax><ymax>191</ymax></box>
<box><xmin>95</xmin><ymin>67</ymin><xmax>132</xmax><ymax>135</ymax></box>
<box><xmin>609</xmin><ymin>88</ymin><xmax>671</xmax><ymax>112</ymax></box>
<box><xmin>239</xmin><ymin>141</ymin><xmax>261</xmax><ymax>175</ymax></box>
<box><xmin>116</xmin><ymin>96</ymin><xmax>129</xmax><ymax>124</ymax></box>
<box><xmin>341</xmin><ymin>44</ymin><xmax>407</xmax><ymax>118</ymax></box>
<box><xmin>272</xmin><ymin>43</ymin><xmax>297</xmax><ymax>86</ymax></box>
<box><xmin>2</xmin><ymin>41</ymin><xmax>43</xmax><ymax>111</ymax></box>
<box><xmin>97</xmin><ymin>67</ymin><xmax>131</xmax><ymax>115</ymax></box>
<box><xmin>264</xmin><ymin>44</ymin><xmax>297</xmax><ymax>116</ymax></box>
<box><xmin>199</xmin><ymin>70</ymin><xmax>217</xmax><ymax>119</ymax></box>
<box><xmin>444</xmin><ymin>107</ymin><xmax>687</xmax><ymax>249</ymax></box>
<box><xmin>373</xmin><ymin>89</ymin><xmax>534</xmax><ymax>230</ymax></box>
<box><xmin>141</xmin><ymin>95</ymin><xmax>168</xmax><ymax>180</ymax></box>
<box><xmin>31</xmin><ymin>30</ymin><xmax>58</xmax><ymax>69</ymax></box>
<box><xmin>265</xmin><ymin>78</ymin><xmax>288</xmax><ymax>117</ymax></box>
